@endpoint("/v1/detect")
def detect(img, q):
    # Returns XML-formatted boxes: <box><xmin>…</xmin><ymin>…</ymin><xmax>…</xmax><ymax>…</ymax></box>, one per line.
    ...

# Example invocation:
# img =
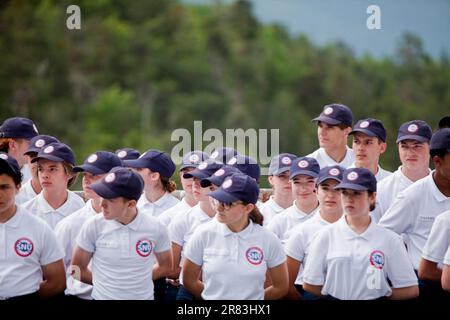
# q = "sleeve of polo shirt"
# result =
<box><xmin>386</xmin><ymin>234</ymin><xmax>418</xmax><ymax>288</ymax></box>
<box><xmin>183</xmin><ymin>227</ymin><xmax>205</xmax><ymax>266</ymax></box>
<box><xmin>54</xmin><ymin>219</ymin><xmax>73</xmax><ymax>267</ymax></box>
<box><xmin>378</xmin><ymin>190</ymin><xmax>415</xmax><ymax>235</ymax></box>
<box><xmin>154</xmin><ymin>221</ymin><xmax>171</xmax><ymax>253</ymax></box>
<box><xmin>302</xmin><ymin>229</ymin><xmax>328</xmax><ymax>286</ymax></box>
<box><xmin>168</xmin><ymin>213</ymin><xmax>188</xmax><ymax>246</ymax></box>
<box><xmin>285</xmin><ymin>226</ymin><xmax>306</xmax><ymax>262</ymax></box>
<box><xmin>265</xmin><ymin>230</ymin><xmax>286</xmax><ymax>268</ymax></box>
<box><xmin>444</xmin><ymin>247</ymin><xmax>450</xmax><ymax>266</ymax></box>
<box><xmin>76</xmin><ymin>216</ymin><xmax>97</xmax><ymax>253</ymax></box>
<box><xmin>40</xmin><ymin>222</ymin><xmax>65</xmax><ymax>266</ymax></box>
<box><xmin>422</xmin><ymin>214</ymin><xmax>450</xmax><ymax>264</ymax></box>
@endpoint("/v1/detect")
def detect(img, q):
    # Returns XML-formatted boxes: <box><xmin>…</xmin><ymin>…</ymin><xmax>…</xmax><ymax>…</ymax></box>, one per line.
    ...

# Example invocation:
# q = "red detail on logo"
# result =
<box><xmin>14</xmin><ymin>238</ymin><xmax>34</xmax><ymax>257</ymax></box>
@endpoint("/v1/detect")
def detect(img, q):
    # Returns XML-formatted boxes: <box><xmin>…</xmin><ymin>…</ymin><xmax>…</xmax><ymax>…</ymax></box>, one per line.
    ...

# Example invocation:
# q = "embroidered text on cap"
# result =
<box><xmin>329</xmin><ymin>168</ymin><xmax>340</xmax><ymax>176</ymax></box>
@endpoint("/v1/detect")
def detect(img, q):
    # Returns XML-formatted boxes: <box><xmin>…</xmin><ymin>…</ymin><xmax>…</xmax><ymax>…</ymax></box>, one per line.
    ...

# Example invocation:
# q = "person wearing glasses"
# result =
<box><xmin>182</xmin><ymin>173</ymin><xmax>289</xmax><ymax>300</ymax></box>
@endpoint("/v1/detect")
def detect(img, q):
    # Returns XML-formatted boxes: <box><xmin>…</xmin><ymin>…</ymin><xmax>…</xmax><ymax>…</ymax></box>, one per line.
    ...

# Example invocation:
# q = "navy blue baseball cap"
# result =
<box><xmin>209</xmin><ymin>147</ymin><xmax>238</xmax><ymax>164</ymax></box>
<box><xmin>396</xmin><ymin>120</ymin><xmax>432</xmax><ymax>143</ymax></box>
<box><xmin>334</xmin><ymin>168</ymin><xmax>377</xmax><ymax>192</ymax></box>
<box><xmin>124</xmin><ymin>149</ymin><xmax>176</xmax><ymax>178</ymax></box>
<box><xmin>115</xmin><ymin>148</ymin><xmax>141</xmax><ymax>160</ymax></box>
<box><xmin>31</xmin><ymin>142</ymin><xmax>75</xmax><ymax>166</ymax></box>
<box><xmin>0</xmin><ymin>117</ymin><xmax>39</xmax><ymax>139</ymax></box>
<box><xmin>209</xmin><ymin>173</ymin><xmax>260</xmax><ymax>205</ymax></box>
<box><xmin>312</xmin><ymin>103</ymin><xmax>353</xmax><ymax>127</ymax></box>
<box><xmin>24</xmin><ymin>135</ymin><xmax>60</xmax><ymax>155</ymax></box>
<box><xmin>200</xmin><ymin>165</ymin><xmax>242</xmax><ymax>188</ymax></box>
<box><xmin>268</xmin><ymin>153</ymin><xmax>298</xmax><ymax>176</ymax></box>
<box><xmin>0</xmin><ymin>152</ymin><xmax>21</xmax><ymax>176</ymax></box>
<box><xmin>183</xmin><ymin>159</ymin><xmax>223</xmax><ymax>180</ymax></box>
<box><xmin>438</xmin><ymin>115</ymin><xmax>450</xmax><ymax>129</ymax></box>
<box><xmin>289</xmin><ymin>157</ymin><xmax>320</xmax><ymax>179</ymax></box>
<box><xmin>316</xmin><ymin>165</ymin><xmax>345</xmax><ymax>185</ymax></box>
<box><xmin>430</xmin><ymin>128</ymin><xmax>450</xmax><ymax>151</ymax></box>
<box><xmin>350</xmin><ymin>118</ymin><xmax>387</xmax><ymax>142</ymax></box>
<box><xmin>227</xmin><ymin>154</ymin><xmax>260</xmax><ymax>182</ymax></box>
<box><xmin>90</xmin><ymin>167</ymin><xmax>144</xmax><ymax>201</ymax></box>
<box><xmin>180</xmin><ymin>151</ymin><xmax>209</xmax><ymax>170</ymax></box>
<box><xmin>73</xmin><ymin>151</ymin><xmax>123</xmax><ymax>175</ymax></box>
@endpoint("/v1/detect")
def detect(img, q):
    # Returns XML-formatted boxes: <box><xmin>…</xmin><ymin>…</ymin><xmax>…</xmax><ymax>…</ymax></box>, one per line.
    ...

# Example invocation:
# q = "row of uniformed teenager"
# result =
<box><xmin>0</xmin><ymin>110</ymin><xmax>449</xmax><ymax>300</ymax></box>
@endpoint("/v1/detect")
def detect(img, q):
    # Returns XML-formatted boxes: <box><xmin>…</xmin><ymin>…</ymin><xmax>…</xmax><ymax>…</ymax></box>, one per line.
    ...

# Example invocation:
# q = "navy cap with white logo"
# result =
<box><xmin>73</xmin><ymin>151</ymin><xmax>123</xmax><ymax>175</ymax></box>
<box><xmin>227</xmin><ymin>154</ymin><xmax>260</xmax><ymax>182</ymax></box>
<box><xmin>0</xmin><ymin>117</ymin><xmax>39</xmax><ymax>139</ymax></box>
<box><xmin>124</xmin><ymin>149</ymin><xmax>176</xmax><ymax>178</ymax></box>
<box><xmin>312</xmin><ymin>103</ymin><xmax>353</xmax><ymax>127</ymax></box>
<box><xmin>208</xmin><ymin>173</ymin><xmax>259</xmax><ymax>205</ymax></box>
<box><xmin>0</xmin><ymin>152</ymin><xmax>21</xmax><ymax>176</ymax></box>
<box><xmin>430</xmin><ymin>128</ymin><xmax>450</xmax><ymax>152</ymax></box>
<box><xmin>334</xmin><ymin>167</ymin><xmax>377</xmax><ymax>192</ymax></box>
<box><xmin>396</xmin><ymin>120</ymin><xmax>432</xmax><ymax>143</ymax></box>
<box><xmin>115</xmin><ymin>148</ymin><xmax>141</xmax><ymax>160</ymax></box>
<box><xmin>209</xmin><ymin>147</ymin><xmax>238</xmax><ymax>164</ymax></box>
<box><xmin>90</xmin><ymin>167</ymin><xmax>144</xmax><ymax>201</ymax></box>
<box><xmin>350</xmin><ymin>118</ymin><xmax>387</xmax><ymax>142</ymax></box>
<box><xmin>316</xmin><ymin>165</ymin><xmax>345</xmax><ymax>185</ymax></box>
<box><xmin>268</xmin><ymin>153</ymin><xmax>298</xmax><ymax>176</ymax></box>
<box><xmin>289</xmin><ymin>156</ymin><xmax>320</xmax><ymax>179</ymax></box>
<box><xmin>200</xmin><ymin>165</ymin><xmax>242</xmax><ymax>188</ymax></box>
<box><xmin>180</xmin><ymin>151</ymin><xmax>209</xmax><ymax>170</ymax></box>
<box><xmin>31</xmin><ymin>142</ymin><xmax>75</xmax><ymax>166</ymax></box>
<box><xmin>24</xmin><ymin>135</ymin><xmax>60</xmax><ymax>156</ymax></box>
<box><xmin>183</xmin><ymin>159</ymin><xmax>223</xmax><ymax>180</ymax></box>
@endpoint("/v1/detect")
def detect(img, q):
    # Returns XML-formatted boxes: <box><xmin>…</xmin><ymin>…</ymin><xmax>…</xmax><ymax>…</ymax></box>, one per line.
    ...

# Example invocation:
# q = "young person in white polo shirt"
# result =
<box><xmin>267</xmin><ymin>157</ymin><xmax>320</xmax><ymax>244</ymax></box>
<box><xmin>349</xmin><ymin>118</ymin><xmax>392</xmax><ymax>182</ymax></box>
<box><xmin>308</xmin><ymin>103</ymin><xmax>355</xmax><ymax>168</ymax></box>
<box><xmin>16</xmin><ymin>135</ymin><xmax>60</xmax><ymax>205</ymax></box>
<box><xmin>71</xmin><ymin>167</ymin><xmax>173</xmax><ymax>300</ymax></box>
<box><xmin>442</xmin><ymin>247</ymin><xmax>450</xmax><ymax>291</ymax></box>
<box><xmin>183</xmin><ymin>173</ymin><xmax>288</xmax><ymax>300</ymax></box>
<box><xmin>372</xmin><ymin>120</ymin><xmax>432</xmax><ymax>222</ymax></box>
<box><xmin>0</xmin><ymin>152</ymin><xmax>65</xmax><ymax>300</ymax></box>
<box><xmin>259</xmin><ymin>153</ymin><xmax>297</xmax><ymax>225</ymax></box>
<box><xmin>22</xmin><ymin>142</ymin><xmax>85</xmax><ymax>229</ymax></box>
<box><xmin>302</xmin><ymin>168</ymin><xmax>419</xmax><ymax>300</ymax></box>
<box><xmin>379</xmin><ymin>128</ymin><xmax>450</xmax><ymax>298</ymax></box>
<box><xmin>285</xmin><ymin>165</ymin><xmax>344</xmax><ymax>300</ymax></box>
<box><xmin>55</xmin><ymin>151</ymin><xmax>122</xmax><ymax>300</ymax></box>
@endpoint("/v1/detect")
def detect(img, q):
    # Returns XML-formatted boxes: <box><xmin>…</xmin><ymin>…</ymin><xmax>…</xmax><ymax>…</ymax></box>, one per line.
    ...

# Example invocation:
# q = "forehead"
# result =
<box><xmin>292</xmin><ymin>174</ymin><xmax>315</xmax><ymax>181</ymax></box>
<box><xmin>0</xmin><ymin>173</ymin><xmax>15</xmax><ymax>184</ymax></box>
<box><xmin>318</xmin><ymin>122</ymin><xmax>339</xmax><ymax>129</ymax></box>
<box><xmin>399</xmin><ymin>140</ymin><xmax>426</xmax><ymax>146</ymax></box>
<box><xmin>37</xmin><ymin>159</ymin><xmax>63</xmax><ymax>167</ymax></box>
<box><xmin>319</xmin><ymin>179</ymin><xmax>339</xmax><ymax>187</ymax></box>
<box><xmin>352</xmin><ymin>132</ymin><xmax>377</xmax><ymax>141</ymax></box>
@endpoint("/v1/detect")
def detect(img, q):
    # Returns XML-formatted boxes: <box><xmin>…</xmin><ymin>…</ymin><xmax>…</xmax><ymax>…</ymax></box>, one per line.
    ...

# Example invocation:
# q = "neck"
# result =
<box><xmin>432</xmin><ymin>171</ymin><xmax>450</xmax><ymax>197</ymax></box>
<box><xmin>355</xmin><ymin>161</ymin><xmax>379</xmax><ymax>176</ymax></box>
<box><xmin>0</xmin><ymin>204</ymin><xmax>17</xmax><ymax>224</ymax></box>
<box><xmin>144</xmin><ymin>187</ymin><xmax>166</xmax><ymax>203</ymax></box>
<box><xmin>43</xmin><ymin>189</ymin><xmax>68</xmax><ymax>210</ymax></box>
<box><xmin>295</xmin><ymin>198</ymin><xmax>319</xmax><ymax>214</ymax></box>
<box><xmin>91</xmin><ymin>197</ymin><xmax>102</xmax><ymax>213</ymax></box>
<box><xmin>401</xmin><ymin>165</ymin><xmax>429</xmax><ymax>182</ymax></box>
<box><xmin>117</xmin><ymin>208</ymin><xmax>138</xmax><ymax>225</ymax></box>
<box><xmin>345</xmin><ymin>213</ymin><xmax>371</xmax><ymax>234</ymax></box>
<box><xmin>324</xmin><ymin>145</ymin><xmax>347</xmax><ymax>163</ymax></box>
<box><xmin>320</xmin><ymin>208</ymin><xmax>343</xmax><ymax>223</ymax></box>
<box><xmin>273</xmin><ymin>193</ymin><xmax>293</xmax><ymax>209</ymax></box>
<box><xmin>184</xmin><ymin>192</ymin><xmax>198</xmax><ymax>207</ymax></box>
<box><xmin>200</xmin><ymin>200</ymin><xmax>216</xmax><ymax>217</ymax></box>
<box><xmin>31</xmin><ymin>178</ymin><xmax>42</xmax><ymax>194</ymax></box>
<box><xmin>227</xmin><ymin>217</ymin><xmax>249</xmax><ymax>233</ymax></box>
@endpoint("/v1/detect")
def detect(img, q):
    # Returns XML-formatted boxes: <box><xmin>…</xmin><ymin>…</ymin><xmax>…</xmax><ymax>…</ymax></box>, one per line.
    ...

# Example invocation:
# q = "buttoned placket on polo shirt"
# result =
<box><xmin>221</xmin><ymin>221</ymin><xmax>254</xmax><ymax>264</ymax></box>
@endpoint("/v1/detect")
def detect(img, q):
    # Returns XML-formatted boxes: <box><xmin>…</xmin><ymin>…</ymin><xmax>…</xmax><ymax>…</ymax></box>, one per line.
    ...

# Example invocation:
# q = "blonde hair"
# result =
<box><xmin>161</xmin><ymin>176</ymin><xmax>177</xmax><ymax>193</ymax></box>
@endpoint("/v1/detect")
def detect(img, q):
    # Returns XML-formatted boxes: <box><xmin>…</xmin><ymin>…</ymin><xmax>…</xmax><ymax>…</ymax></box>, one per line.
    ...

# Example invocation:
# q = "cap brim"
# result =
<box><xmin>208</xmin><ymin>189</ymin><xmax>240</xmax><ymax>203</ymax></box>
<box><xmin>312</xmin><ymin>116</ymin><xmax>342</xmax><ymax>125</ymax></box>
<box><xmin>73</xmin><ymin>164</ymin><xmax>106</xmax><ymax>175</ymax></box>
<box><xmin>183</xmin><ymin>171</ymin><xmax>209</xmax><ymax>180</ymax></box>
<box><xmin>350</xmin><ymin>128</ymin><xmax>379</xmax><ymax>138</ymax></box>
<box><xmin>201</xmin><ymin>176</ymin><xmax>222</xmax><ymax>188</ymax></box>
<box><xmin>24</xmin><ymin>148</ymin><xmax>40</xmax><ymax>155</ymax></box>
<box><xmin>334</xmin><ymin>182</ymin><xmax>369</xmax><ymax>191</ymax></box>
<box><xmin>31</xmin><ymin>155</ymin><xmax>65</xmax><ymax>163</ymax></box>
<box><xmin>90</xmin><ymin>182</ymin><xmax>120</xmax><ymax>199</ymax></box>
<box><xmin>396</xmin><ymin>135</ymin><xmax>429</xmax><ymax>143</ymax></box>
<box><xmin>122</xmin><ymin>159</ymin><xmax>148</xmax><ymax>168</ymax></box>
<box><xmin>290</xmin><ymin>170</ymin><xmax>319</xmax><ymax>179</ymax></box>
<box><xmin>317</xmin><ymin>176</ymin><xmax>342</xmax><ymax>185</ymax></box>
<box><xmin>180</xmin><ymin>164</ymin><xmax>197</xmax><ymax>170</ymax></box>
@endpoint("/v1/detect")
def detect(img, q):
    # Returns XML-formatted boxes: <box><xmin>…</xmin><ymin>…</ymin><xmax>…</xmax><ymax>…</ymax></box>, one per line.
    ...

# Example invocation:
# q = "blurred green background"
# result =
<box><xmin>1</xmin><ymin>0</ymin><xmax>449</xmax><ymax>189</ymax></box>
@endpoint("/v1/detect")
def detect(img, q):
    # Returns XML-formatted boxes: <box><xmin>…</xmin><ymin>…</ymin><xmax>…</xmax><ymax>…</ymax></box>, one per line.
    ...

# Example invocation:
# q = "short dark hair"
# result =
<box><xmin>430</xmin><ymin>149</ymin><xmax>448</xmax><ymax>159</ymax></box>
<box><xmin>0</xmin><ymin>162</ymin><xmax>22</xmax><ymax>186</ymax></box>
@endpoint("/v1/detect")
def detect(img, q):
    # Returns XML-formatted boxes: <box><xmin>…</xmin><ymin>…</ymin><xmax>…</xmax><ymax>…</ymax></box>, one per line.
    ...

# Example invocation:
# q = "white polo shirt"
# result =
<box><xmin>184</xmin><ymin>218</ymin><xmax>286</xmax><ymax>300</ymax></box>
<box><xmin>302</xmin><ymin>216</ymin><xmax>418</xmax><ymax>300</ymax></box>
<box><xmin>379</xmin><ymin>173</ymin><xmax>450</xmax><ymax>270</ymax></box>
<box><xmin>20</xmin><ymin>164</ymin><xmax>32</xmax><ymax>184</ymax></box>
<box><xmin>15</xmin><ymin>179</ymin><xmax>38</xmax><ymax>205</ymax></box>
<box><xmin>285</xmin><ymin>212</ymin><xmax>331</xmax><ymax>285</ymax></box>
<box><xmin>55</xmin><ymin>200</ymin><xmax>98</xmax><ymax>299</ymax></box>
<box><xmin>76</xmin><ymin>211</ymin><xmax>171</xmax><ymax>300</ymax></box>
<box><xmin>349</xmin><ymin>163</ymin><xmax>392</xmax><ymax>182</ymax></box>
<box><xmin>157</xmin><ymin>198</ymin><xmax>192</xmax><ymax>227</ymax></box>
<box><xmin>307</xmin><ymin>146</ymin><xmax>355</xmax><ymax>169</ymax></box>
<box><xmin>0</xmin><ymin>206</ymin><xmax>64</xmax><ymax>299</ymax></box>
<box><xmin>444</xmin><ymin>246</ymin><xmax>450</xmax><ymax>266</ymax></box>
<box><xmin>137</xmin><ymin>192</ymin><xmax>179</xmax><ymax>218</ymax></box>
<box><xmin>22</xmin><ymin>191</ymin><xmax>85</xmax><ymax>229</ymax></box>
<box><xmin>267</xmin><ymin>201</ymin><xmax>318</xmax><ymax>245</ymax></box>
<box><xmin>422</xmin><ymin>209</ymin><xmax>450</xmax><ymax>267</ymax></box>
<box><xmin>259</xmin><ymin>196</ymin><xmax>287</xmax><ymax>226</ymax></box>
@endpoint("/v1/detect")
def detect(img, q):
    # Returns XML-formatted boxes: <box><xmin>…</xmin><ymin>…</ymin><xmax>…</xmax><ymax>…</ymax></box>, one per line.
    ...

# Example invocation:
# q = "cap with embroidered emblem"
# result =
<box><xmin>73</xmin><ymin>151</ymin><xmax>123</xmax><ymax>175</ymax></box>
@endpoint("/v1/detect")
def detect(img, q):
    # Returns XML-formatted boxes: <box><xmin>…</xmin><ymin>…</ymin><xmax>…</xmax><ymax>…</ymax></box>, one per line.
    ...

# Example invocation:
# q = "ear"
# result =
<box><xmin>127</xmin><ymin>199</ymin><xmax>137</xmax><ymax>208</ymax></box>
<box><xmin>268</xmin><ymin>175</ymin><xmax>274</xmax><ymax>187</ymax></box>
<box><xmin>343</xmin><ymin>127</ymin><xmax>352</xmax><ymax>138</ymax></box>
<box><xmin>244</xmin><ymin>203</ymin><xmax>255</xmax><ymax>214</ymax></box>
<box><xmin>379</xmin><ymin>142</ymin><xmax>387</xmax><ymax>154</ymax></box>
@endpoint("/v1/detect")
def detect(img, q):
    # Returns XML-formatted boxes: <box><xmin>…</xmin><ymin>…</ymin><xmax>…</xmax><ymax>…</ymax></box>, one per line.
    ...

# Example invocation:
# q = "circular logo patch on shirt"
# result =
<box><xmin>329</xmin><ymin>168</ymin><xmax>340</xmax><ymax>176</ymax></box>
<box><xmin>281</xmin><ymin>156</ymin><xmax>292</xmax><ymax>165</ymax></box>
<box><xmin>407</xmin><ymin>124</ymin><xmax>419</xmax><ymax>133</ymax></box>
<box><xmin>210</xmin><ymin>151</ymin><xmax>219</xmax><ymax>159</ymax></box>
<box><xmin>43</xmin><ymin>146</ymin><xmax>54</xmax><ymax>154</ymax></box>
<box><xmin>359</xmin><ymin>121</ymin><xmax>370</xmax><ymax>128</ymax></box>
<box><xmin>87</xmin><ymin>154</ymin><xmax>98</xmax><ymax>163</ymax></box>
<box><xmin>14</xmin><ymin>238</ymin><xmax>34</xmax><ymax>257</ymax></box>
<box><xmin>136</xmin><ymin>239</ymin><xmax>153</xmax><ymax>257</ymax></box>
<box><xmin>369</xmin><ymin>250</ymin><xmax>385</xmax><ymax>269</ymax></box>
<box><xmin>214</xmin><ymin>169</ymin><xmax>225</xmax><ymax>177</ymax></box>
<box><xmin>324</xmin><ymin>107</ymin><xmax>333</xmax><ymax>115</ymax></box>
<box><xmin>347</xmin><ymin>171</ymin><xmax>358</xmax><ymax>181</ymax></box>
<box><xmin>222</xmin><ymin>179</ymin><xmax>233</xmax><ymax>189</ymax></box>
<box><xmin>0</xmin><ymin>153</ymin><xmax>8</xmax><ymax>160</ymax></box>
<box><xmin>246</xmin><ymin>247</ymin><xmax>264</xmax><ymax>265</ymax></box>
<box><xmin>105</xmin><ymin>173</ymin><xmax>116</xmax><ymax>183</ymax></box>
<box><xmin>117</xmin><ymin>150</ymin><xmax>127</xmax><ymax>159</ymax></box>
<box><xmin>227</xmin><ymin>157</ymin><xmax>237</xmax><ymax>165</ymax></box>
<box><xmin>198</xmin><ymin>162</ymin><xmax>208</xmax><ymax>170</ymax></box>
<box><xmin>298</xmin><ymin>160</ymin><xmax>309</xmax><ymax>168</ymax></box>
<box><xmin>189</xmin><ymin>154</ymin><xmax>200</xmax><ymax>163</ymax></box>
<box><xmin>35</xmin><ymin>139</ymin><xmax>45</xmax><ymax>148</ymax></box>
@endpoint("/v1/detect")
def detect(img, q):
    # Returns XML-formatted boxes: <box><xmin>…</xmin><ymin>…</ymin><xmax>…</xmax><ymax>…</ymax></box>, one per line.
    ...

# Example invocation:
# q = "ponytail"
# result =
<box><xmin>248</xmin><ymin>205</ymin><xmax>264</xmax><ymax>226</ymax></box>
<box><xmin>161</xmin><ymin>176</ymin><xmax>177</xmax><ymax>193</ymax></box>
<box><xmin>0</xmin><ymin>138</ymin><xmax>12</xmax><ymax>153</ymax></box>
<box><xmin>260</xmin><ymin>189</ymin><xmax>271</xmax><ymax>203</ymax></box>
